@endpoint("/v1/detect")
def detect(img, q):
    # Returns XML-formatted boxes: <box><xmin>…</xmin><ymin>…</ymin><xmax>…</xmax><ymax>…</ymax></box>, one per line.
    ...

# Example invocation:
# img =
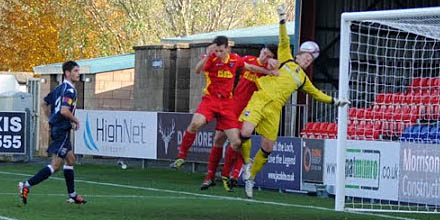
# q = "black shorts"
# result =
<box><xmin>47</xmin><ymin>128</ymin><xmax>72</xmax><ymax>159</ymax></box>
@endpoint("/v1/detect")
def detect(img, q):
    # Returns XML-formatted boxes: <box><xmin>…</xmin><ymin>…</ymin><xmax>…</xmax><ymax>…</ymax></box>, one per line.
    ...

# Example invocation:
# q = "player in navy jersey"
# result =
<box><xmin>18</xmin><ymin>61</ymin><xmax>86</xmax><ymax>204</ymax></box>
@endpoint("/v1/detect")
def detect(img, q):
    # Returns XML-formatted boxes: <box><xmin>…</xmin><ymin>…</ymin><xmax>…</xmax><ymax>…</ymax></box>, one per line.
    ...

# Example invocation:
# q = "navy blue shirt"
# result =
<box><xmin>44</xmin><ymin>80</ymin><xmax>77</xmax><ymax>130</ymax></box>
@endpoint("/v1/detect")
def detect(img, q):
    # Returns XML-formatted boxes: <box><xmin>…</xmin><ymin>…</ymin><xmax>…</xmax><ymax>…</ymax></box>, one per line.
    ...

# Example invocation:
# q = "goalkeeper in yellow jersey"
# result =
<box><xmin>239</xmin><ymin>4</ymin><xmax>350</xmax><ymax>199</ymax></box>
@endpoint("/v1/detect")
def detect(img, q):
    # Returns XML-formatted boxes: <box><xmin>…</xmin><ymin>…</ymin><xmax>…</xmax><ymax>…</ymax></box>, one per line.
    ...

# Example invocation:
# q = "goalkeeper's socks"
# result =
<box><xmin>177</xmin><ymin>131</ymin><xmax>196</xmax><ymax>159</ymax></box>
<box><xmin>205</xmin><ymin>146</ymin><xmax>223</xmax><ymax>180</ymax></box>
<box><xmin>240</xmin><ymin>138</ymin><xmax>252</xmax><ymax>164</ymax></box>
<box><xmin>221</xmin><ymin>145</ymin><xmax>238</xmax><ymax>177</ymax></box>
<box><xmin>250</xmin><ymin>148</ymin><xmax>271</xmax><ymax>179</ymax></box>
<box><xmin>63</xmin><ymin>165</ymin><xmax>75</xmax><ymax>194</ymax></box>
<box><xmin>28</xmin><ymin>165</ymin><xmax>55</xmax><ymax>186</ymax></box>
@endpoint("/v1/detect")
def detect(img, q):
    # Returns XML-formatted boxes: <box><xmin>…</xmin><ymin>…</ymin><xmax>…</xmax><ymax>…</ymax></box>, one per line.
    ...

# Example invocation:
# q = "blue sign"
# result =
<box><xmin>240</xmin><ymin>136</ymin><xmax>302</xmax><ymax>191</ymax></box>
<box><xmin>152</xmin><ymin>59</ymin><xmax>163</xmax><ymax>70</ymax></box>
<box><xmin>0</xmin><ymin>111</ymin><xmax>26</xmax><ymax>154</ymax></box>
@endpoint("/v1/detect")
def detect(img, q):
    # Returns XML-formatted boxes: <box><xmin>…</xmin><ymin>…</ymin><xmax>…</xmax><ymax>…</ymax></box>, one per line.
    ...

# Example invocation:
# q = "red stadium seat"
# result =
<box><xmin>420</xmin><ymin>78</ymin><xmax>430</xmax><ymax>87</ymax></box>
<box><xmin>364</xmin><ymin>108</ymin><xmax>374</xmax><ymax>119</ymax></box>
<box><xmin>384</xmin><ymin>105</ymin><xmax>395</xmax><ymax>120</ymax></box>
<box><xmin>315</xmin><ymin>122</ymin><xmax>329</xmax><ymax>139</ymax></box>
<box><xmin>422</xmin><ymin>105</ymin><xmax>439</xmax><ymax>120</ymax></box>
<box><xmin>365</xmin><ymin>121</ymin><xmax>382</xmax><ymax>140</ymax></box>
<box><xmin>382</xmin><ymin>121</ymin><xmax>393</xmax><ymax>137</ymax></box>
<box><xmin>327</xmin><ymin>123</ymin><xmax>338</xmax><ymax>139</ymax></box>
<box><xmin>384</xmin><ymin>93</ymin><xmax>393</xmax><ymax>104</ymax></box>
<box><xmin>431</xmin><ymin>78</ymin><xmax>440</xmax><ymax>90</ymax></box>
<box><xmin>356</xmin><ymin>108</ymin><xmax>365</xmax><ymax>119</ymax></box>
<box><xmin>376</xmin><ymin>93</ymin><xmax>386</xmax><ymax>104</ymax></box>
<box><xmin>403</xmin><ymin>92</ymin><xmax>413</xmax><ymax>104</ymax></box>
<box><xmin>363</xmin><ymin>121</ymin><xmax>373</xmax><ymax>138</ymax></box>
<box><xmin>404</xmin><ymin>90</ymin><xmax>423</xmax><ymax>104</ymax></box>
<box><xmin>300</xmin><ymin>122</ymin><xmax>313</xmax><ymax>137</ymax></box>
<box><xmin>412</xmin><ymin>90</ymin><xmax>423</xmax><ymax>104</ymax></box>
<box><xmin>410</xmin><ymin>78</ymin><xmax>422</xmax><ymax>91</ymax></box>
<box><xmin>348</xmin><ymin>121</ymin><xmax>356</xmax><ymax>138</ymax></box>
<box><xmin>409</xmin><ymin>105</ymin><xmax>421</xmax><ymax>122</ymax></box>
<box><xmin>401</xmin><ymin>105</ymin><xmax>411</xmax><ymax>121</ymax></box>
<box><xmin>433</xmin><ymin>105</ymin><xmax>440</xmax><ymax>120</ymax></box>
<box><xmin>392</xmin><ymin>93</ymin><xmax>404</xmax><ymax>104</ymax></box>
<box><xmin>429</xmin><ymin>90</ymin><xmax>439</xmax><ymax>105</ymax></box>
<box><xmin>421</xmin><ymin>90</ymin><xmax>431</xmax><ymax>104</ymax></box>
<box><xmin>373</xmin><ymin>105</ymin><xmax>386</xmax><ymax>120</ymax></box>
<box><xmin>355</xmin><ymin>120</ymin><xmax>367</xmax><ymax>136</ymax></box>
<box><xmin>430</xmin><ymin>96</ymin><xmax>440</xmax><ymax>105</ymax></box>
<box><xmin>301</xmin><ymin>122</ymin><xmax>319</xmax><ymax>138</ymax></box>
<box><xmin>348</xmin><ymin>108</ymin><xmax>357</xmax><ymax>119</ymax></box>
<box><xmin>304</xmin><ymin>122</ymin><xmax>315</xmax><ymax>130</ymax></box>
<box><xmin>392</xmin><ymin>105</ymin><xmax>403</xmax><ymax>121</ymax></box>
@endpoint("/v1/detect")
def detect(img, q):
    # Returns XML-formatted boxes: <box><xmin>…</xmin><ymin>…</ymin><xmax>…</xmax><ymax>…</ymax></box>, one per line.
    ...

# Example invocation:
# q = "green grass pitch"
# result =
<box><xmin>0</xmin><ymin>163</ymin><xmax>436</xmax><ymax>220</ymax></box>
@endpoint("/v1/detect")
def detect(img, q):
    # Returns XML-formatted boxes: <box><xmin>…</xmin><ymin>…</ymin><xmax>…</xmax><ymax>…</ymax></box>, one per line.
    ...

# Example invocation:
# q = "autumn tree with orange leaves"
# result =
<box><xmin>0</xmin><ymin>0</ymin><xmax>65</xmax><ymax>71</ymax></box>
<box><xmin>0</xmin><ymin>0</ymin><xmax>294</xmax><ymax>72</ymax></box>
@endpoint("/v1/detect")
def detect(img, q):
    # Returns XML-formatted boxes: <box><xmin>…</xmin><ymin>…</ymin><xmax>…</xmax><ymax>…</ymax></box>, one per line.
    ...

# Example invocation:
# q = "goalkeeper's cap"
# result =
<box><xmin>299</xmin><ymin>41</ymin><xmax>320</xmax><ymax>59</ymax></box>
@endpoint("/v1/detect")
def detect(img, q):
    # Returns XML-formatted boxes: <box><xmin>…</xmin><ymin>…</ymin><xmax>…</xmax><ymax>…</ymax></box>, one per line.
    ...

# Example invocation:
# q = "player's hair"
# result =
<box><xmin>213</xmin><ymin>36</ymin><xmax>228</xmax><ymax>47</ymax></box>
<box><xmin>62</xmin><ymin>61</ymin><xmax>79</xmax><ymax>76</ymax></box>
<box><xmin>265</xmin><ymin>44</ymin><xmax>278</xmax><ymax>59</ymax></box>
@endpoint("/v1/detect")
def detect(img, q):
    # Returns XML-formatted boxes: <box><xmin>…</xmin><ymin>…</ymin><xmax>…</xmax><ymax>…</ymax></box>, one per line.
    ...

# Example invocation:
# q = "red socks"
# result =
<box><xmin>221</xmin><ymin>145</ymin><xmax>237</xmax><ymax>177</ymax></box>
<box><xmin>232</xmin><ymin>153</ymin><xmax>244</xmax><ymax>179</ymax></box>
<box><xmin>222</xmin><ymin>146</ymin><xmax>244</xmax><ymax>179</ymax></box>
<box><xmin>177</xmin><ymin>131</ymin><xmax>196</xmax><ymax>159</ymax></box>
<box><xmin>205</xmin><ymin>146</ymin><xmax>223</xmax><ymax>180</ymax></box>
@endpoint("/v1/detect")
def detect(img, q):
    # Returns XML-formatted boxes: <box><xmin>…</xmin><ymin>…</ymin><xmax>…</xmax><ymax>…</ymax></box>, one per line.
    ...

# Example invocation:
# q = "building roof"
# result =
<box><xmin>0</xmin><ymin>71</ymin><xmax>33</xmax><ymax>84</ymax></box>
<box><xmin>161</xmin><ymin>22</ymin><xmax>295</xmax><ymax>45</ymax></box>
<box><xmin>33</xmin><ymin>53</ymin><xmax>134</xmax><ymax>75</ymax></box>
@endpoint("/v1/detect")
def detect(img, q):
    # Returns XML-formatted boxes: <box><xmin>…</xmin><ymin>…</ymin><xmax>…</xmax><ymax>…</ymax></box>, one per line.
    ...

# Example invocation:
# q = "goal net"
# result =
<box><xmin>336</xmin><ymin>7</ymin><xmax>440</xmax><ymax>214</ymax></box>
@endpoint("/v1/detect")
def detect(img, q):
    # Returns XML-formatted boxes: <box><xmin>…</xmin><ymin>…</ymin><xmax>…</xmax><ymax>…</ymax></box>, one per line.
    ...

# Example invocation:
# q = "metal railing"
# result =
<box><xmin>27</xmin><ymin>78</ymin><xmax>41</xmax><ymax>153</ymax></box>
<box><xmin>283</xmin><ymin>103</ymin><xmax>308</xmax><ymax>137</ymax></box>
<box><xmin>282</xmin><ymin>90</ymin><xmax>338</xmax><ymax>137</ymax></box>
<box><xmin>311</xmin><ymin>90</ymin><xmax>338</xmax><ymax>123</ymax></box>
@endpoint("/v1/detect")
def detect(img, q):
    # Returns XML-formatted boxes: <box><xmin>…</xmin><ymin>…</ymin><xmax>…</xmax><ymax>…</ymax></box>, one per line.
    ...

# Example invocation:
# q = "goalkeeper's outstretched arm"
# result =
<box><xmin>301</xmin><ymin>75</ymin><xmax>350</xmax><ymax>106</ymax></box>
<box><xmin>301</xmin><ymin>75</ymin><xmax>333</xmax><ymax>104</ymax></box>
<box><xmin>277</xmin><ymin>4</ymin><xmax>294</xmax><ymax>64</ymax></box>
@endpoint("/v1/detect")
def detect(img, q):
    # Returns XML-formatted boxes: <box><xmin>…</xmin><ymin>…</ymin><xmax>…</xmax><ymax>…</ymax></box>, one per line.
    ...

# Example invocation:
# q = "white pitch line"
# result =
<box><xmin>0</xmin><ymin>216</ymin><xmax>19</xmax><ymax>220</ymax></box>
<box><xmin>0</xmin><ymin>171</ymin><xmax>416</xmax><ymax>220</ymax></box>
<box><xmin>0</xmin><ymin>192</ymin><xmax>210</xmax><ymax>200</ymax></box>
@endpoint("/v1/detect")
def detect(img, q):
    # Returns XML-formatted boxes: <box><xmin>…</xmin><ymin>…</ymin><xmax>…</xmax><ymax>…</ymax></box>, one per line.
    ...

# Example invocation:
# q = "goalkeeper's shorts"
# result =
<box><xmin>239</xmin><ymin>91</ymin><xmax>282</xmax><ymax>142</ymax></box>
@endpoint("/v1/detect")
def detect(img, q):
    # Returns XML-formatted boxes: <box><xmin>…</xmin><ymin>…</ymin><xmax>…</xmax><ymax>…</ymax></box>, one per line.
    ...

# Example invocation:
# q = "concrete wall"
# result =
<box><xmin>133</xmin><ymin>45</ymin><xmax>175</xmax><ymax>112</ymax></box>
<box><xmin>175</xmin><ymin>46</ymin><xmax>191</xmax><ymax>112</ymax></box>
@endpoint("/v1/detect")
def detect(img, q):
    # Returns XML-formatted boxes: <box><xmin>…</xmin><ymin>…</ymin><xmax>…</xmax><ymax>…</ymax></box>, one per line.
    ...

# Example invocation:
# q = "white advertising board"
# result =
<box><xmin>74</xmin><ymin>110</ymin><xmax>157</xmax><ymax>159</ymax></box>
<box><xmin>324</xmin><ymin>140</ymin><xmax>400</xmax><ymax>201</ymax></box>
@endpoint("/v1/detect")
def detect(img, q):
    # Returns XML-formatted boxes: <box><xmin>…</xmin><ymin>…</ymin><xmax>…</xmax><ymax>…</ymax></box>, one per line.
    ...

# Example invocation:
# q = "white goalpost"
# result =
<box><xmin>336</xmin><ymin>7</ymin><xmax>440</xmax><ymax>213</ymax></box>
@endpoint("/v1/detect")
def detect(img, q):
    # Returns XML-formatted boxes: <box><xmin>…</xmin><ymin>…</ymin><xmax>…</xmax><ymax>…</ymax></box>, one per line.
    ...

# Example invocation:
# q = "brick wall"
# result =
<box><xmin>84</xmin><ymin>69</ymin><xmax>135</xmax><ymax>110</ymax></box>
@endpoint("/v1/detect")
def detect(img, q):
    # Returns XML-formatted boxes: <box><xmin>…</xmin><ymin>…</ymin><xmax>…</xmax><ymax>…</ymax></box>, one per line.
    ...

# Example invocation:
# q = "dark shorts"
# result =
<box><xmin>47</xmin><ymin>128</ymin><xmax>72</xmax><ymax>159</ymax></box>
